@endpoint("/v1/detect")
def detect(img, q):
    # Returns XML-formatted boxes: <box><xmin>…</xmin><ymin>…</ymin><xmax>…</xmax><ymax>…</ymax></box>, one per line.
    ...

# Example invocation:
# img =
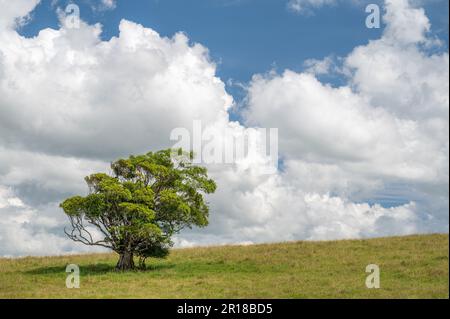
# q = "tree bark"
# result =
<box><xmin>116</xmin><ymin>251</ymin><xmax>135</xmax><ymax>271</ymax></box>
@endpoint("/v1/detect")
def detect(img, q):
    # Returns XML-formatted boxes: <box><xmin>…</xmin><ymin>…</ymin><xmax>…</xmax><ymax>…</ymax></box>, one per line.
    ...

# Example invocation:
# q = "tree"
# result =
<box><xmin>60</xmin><ymin>149</ymin><xmax>216</xmax><ymax>271</ymax></box>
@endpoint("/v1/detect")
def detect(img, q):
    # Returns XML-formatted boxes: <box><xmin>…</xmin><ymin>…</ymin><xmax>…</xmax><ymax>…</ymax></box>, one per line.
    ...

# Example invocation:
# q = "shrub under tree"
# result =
<box><xmin>60</xmin><ymin>149</ymin><xmax>216</xmax><ymax>271</ymax></box>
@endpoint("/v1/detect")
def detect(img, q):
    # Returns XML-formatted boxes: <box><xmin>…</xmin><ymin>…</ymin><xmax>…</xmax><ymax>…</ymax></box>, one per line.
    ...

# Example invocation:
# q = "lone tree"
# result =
<box><xmin>60</xmin><ymin>149</ymin><xmax>216</xmax><ymax>271</ymax></box>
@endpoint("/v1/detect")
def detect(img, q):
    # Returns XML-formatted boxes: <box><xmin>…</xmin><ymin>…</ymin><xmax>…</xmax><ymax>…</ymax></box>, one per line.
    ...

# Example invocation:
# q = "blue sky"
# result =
<box><xmin>19</xmin><ymin>0</ymin><xmax>449</xmax><ymax>105</ymax></box>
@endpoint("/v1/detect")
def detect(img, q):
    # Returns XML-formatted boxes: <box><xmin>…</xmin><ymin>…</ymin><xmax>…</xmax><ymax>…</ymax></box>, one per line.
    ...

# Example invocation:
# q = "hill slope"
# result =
<box><xmin>0</xmin><ymin>234</ymin><xmax>448</xmax><ymax>298</ymax></box>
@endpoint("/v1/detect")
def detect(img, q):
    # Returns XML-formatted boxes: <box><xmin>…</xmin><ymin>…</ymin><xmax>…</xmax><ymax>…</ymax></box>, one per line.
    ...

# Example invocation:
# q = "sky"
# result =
<box><xmin>17</xmin><ymin>0</ymin><xmax>449</xmax><ymax>113</ymax></box>
<box><xmin>0</xmin><ymin>0</ymin><xmax>448</xmax><ymax>256</ymax></box>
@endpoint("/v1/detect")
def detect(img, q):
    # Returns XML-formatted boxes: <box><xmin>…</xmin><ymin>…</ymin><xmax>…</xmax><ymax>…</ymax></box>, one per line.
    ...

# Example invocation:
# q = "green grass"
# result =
<box><xmin>0</xmin><ymin>234</ymin><xmax>448</xmax><ymax>299</ymax></box>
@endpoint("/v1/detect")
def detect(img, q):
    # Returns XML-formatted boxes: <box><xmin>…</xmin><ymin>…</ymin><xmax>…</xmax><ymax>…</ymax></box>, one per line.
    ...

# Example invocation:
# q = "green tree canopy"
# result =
<box><xmin>60</xmin><ymin>149</ymin><xmax>216</xmax><ymax>270</ymax></box>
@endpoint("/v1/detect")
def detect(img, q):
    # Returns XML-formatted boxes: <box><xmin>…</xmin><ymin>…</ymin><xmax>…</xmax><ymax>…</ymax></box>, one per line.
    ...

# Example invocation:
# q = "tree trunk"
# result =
<box><xmin>116</xmin><ymin>251</ymin><xmax>135</xmax><ymax>271</ymax></box>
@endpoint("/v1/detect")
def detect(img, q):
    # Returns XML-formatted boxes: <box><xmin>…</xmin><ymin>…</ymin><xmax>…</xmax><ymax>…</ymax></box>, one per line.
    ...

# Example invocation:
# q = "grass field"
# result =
<box><xmin>0</xmin><ymin>234</ymin><xmax>448</xmax><ymax>299</ymax></box>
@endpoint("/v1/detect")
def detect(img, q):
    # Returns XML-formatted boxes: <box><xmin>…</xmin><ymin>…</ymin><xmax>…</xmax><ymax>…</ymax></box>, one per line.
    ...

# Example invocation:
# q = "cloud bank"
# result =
<box><xmin>0</xmin><ymin>0</ymin><xmax>448</xmax><ymax>256</ymax></box>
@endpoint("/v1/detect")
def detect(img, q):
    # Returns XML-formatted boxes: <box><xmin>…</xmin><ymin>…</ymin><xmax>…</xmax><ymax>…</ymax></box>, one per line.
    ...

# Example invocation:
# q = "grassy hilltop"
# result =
<box><xmin>0</xmin><ymin>234</ymin><xmax>448</xmax><ymax>299</ymax></box>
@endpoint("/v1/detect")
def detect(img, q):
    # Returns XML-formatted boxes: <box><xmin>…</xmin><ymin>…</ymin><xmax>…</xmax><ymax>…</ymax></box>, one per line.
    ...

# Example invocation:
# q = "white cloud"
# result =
<box><xmin>383</xmin><ymin>0</ymin><xmax>431</xmax><ymax>44</ymax></box>
<box><xmin>0</xmin><ymin>185</ymin><xmax>106</xmax><ymax>256</ymax></box>
<box><xmin>0</xmin><ymin>18</ymin><xmax>232</xmax><ymax>160</ymax></box>
<box><xmin>176</xmin><ymin>166</ymin><xmax>422</xmax><ymax>246</ymax></box>
<box><xmin>0</xmin><ymin>0</ymin><xmax>448</xmax><ymax>256</ymax></box>
<box><xmin>0</xmin><ymin>0</ymin><xmax>40</xmax><ymax>28</ymax></box>
<box><xmin>303</xmin><ymin>56</ymin><xmax>337</xmax><ymax>75</ymax></box>
<box><xmin>287</xmin><ymin>0</ymin><xmax>337</xmax><ymax>14</ymax></box>
<box><xmin>238</xmin><ymin>0</ymin><xmax>448</xmax><ymax>242</ymax></box>
<box><xmin>101</xmin><ymin>0</ymin><xmax>116</xmax><ymax>9</ymax></box>
<box><xmin>96</xmin><ymin>0</ymin><xmax>117</xmax><ymax>11</ymax></box>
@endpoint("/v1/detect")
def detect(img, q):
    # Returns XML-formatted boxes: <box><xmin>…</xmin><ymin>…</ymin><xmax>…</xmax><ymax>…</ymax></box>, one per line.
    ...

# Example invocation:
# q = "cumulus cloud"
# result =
<box><xmin>0</xmin><ymin>0</ymin><xmax>40</xmax><ymax>28</ymax></box>
<box><xmin>101</xmin><ymin>0</ymin><xmax>116</xmax><ymax>10</ymax></box>
<box><xmin>0</xmin><ymin>17</ymin><xmax>231</xmax><ymax>160</ymax></box>
<box><xmin>185</xmin><ymin>167</ymin><xmax>422</xmax><ymax>247</ymax></box>
<box><xmin>90</xmin><ymin>0</ymin><xmax>117</xmax><ymax>12</ymax></box>
<box><xmin>240</xmin><ymin>0</ymin><xmax>448</xmax><ymax>242</ymax></box>
<box><xmin>0</xmin><ymin>185</ymin><xmax>106</xmax><ymax>256</ymax></box>
<box><xmin>0</xmin><ymin>0</ymin><xmax>448</xmax><ymax>256</ymax></box>
<box><xmin>303</xmin><ymin>56</ymin><xmax>338</xmax><ymax>75</ymax></box>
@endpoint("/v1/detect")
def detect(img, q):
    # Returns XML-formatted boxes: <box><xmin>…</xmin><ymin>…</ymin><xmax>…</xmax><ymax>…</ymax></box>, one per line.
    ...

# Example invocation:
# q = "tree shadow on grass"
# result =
<box><xmin>25</xmin><ymin>263</ymin><xmax>113</xmax><ymax>276</ymax></box>
<box><xmin>25</xmin><ymin>262</ymin><xmax>175</xmax><ymax>276</ymax></box>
